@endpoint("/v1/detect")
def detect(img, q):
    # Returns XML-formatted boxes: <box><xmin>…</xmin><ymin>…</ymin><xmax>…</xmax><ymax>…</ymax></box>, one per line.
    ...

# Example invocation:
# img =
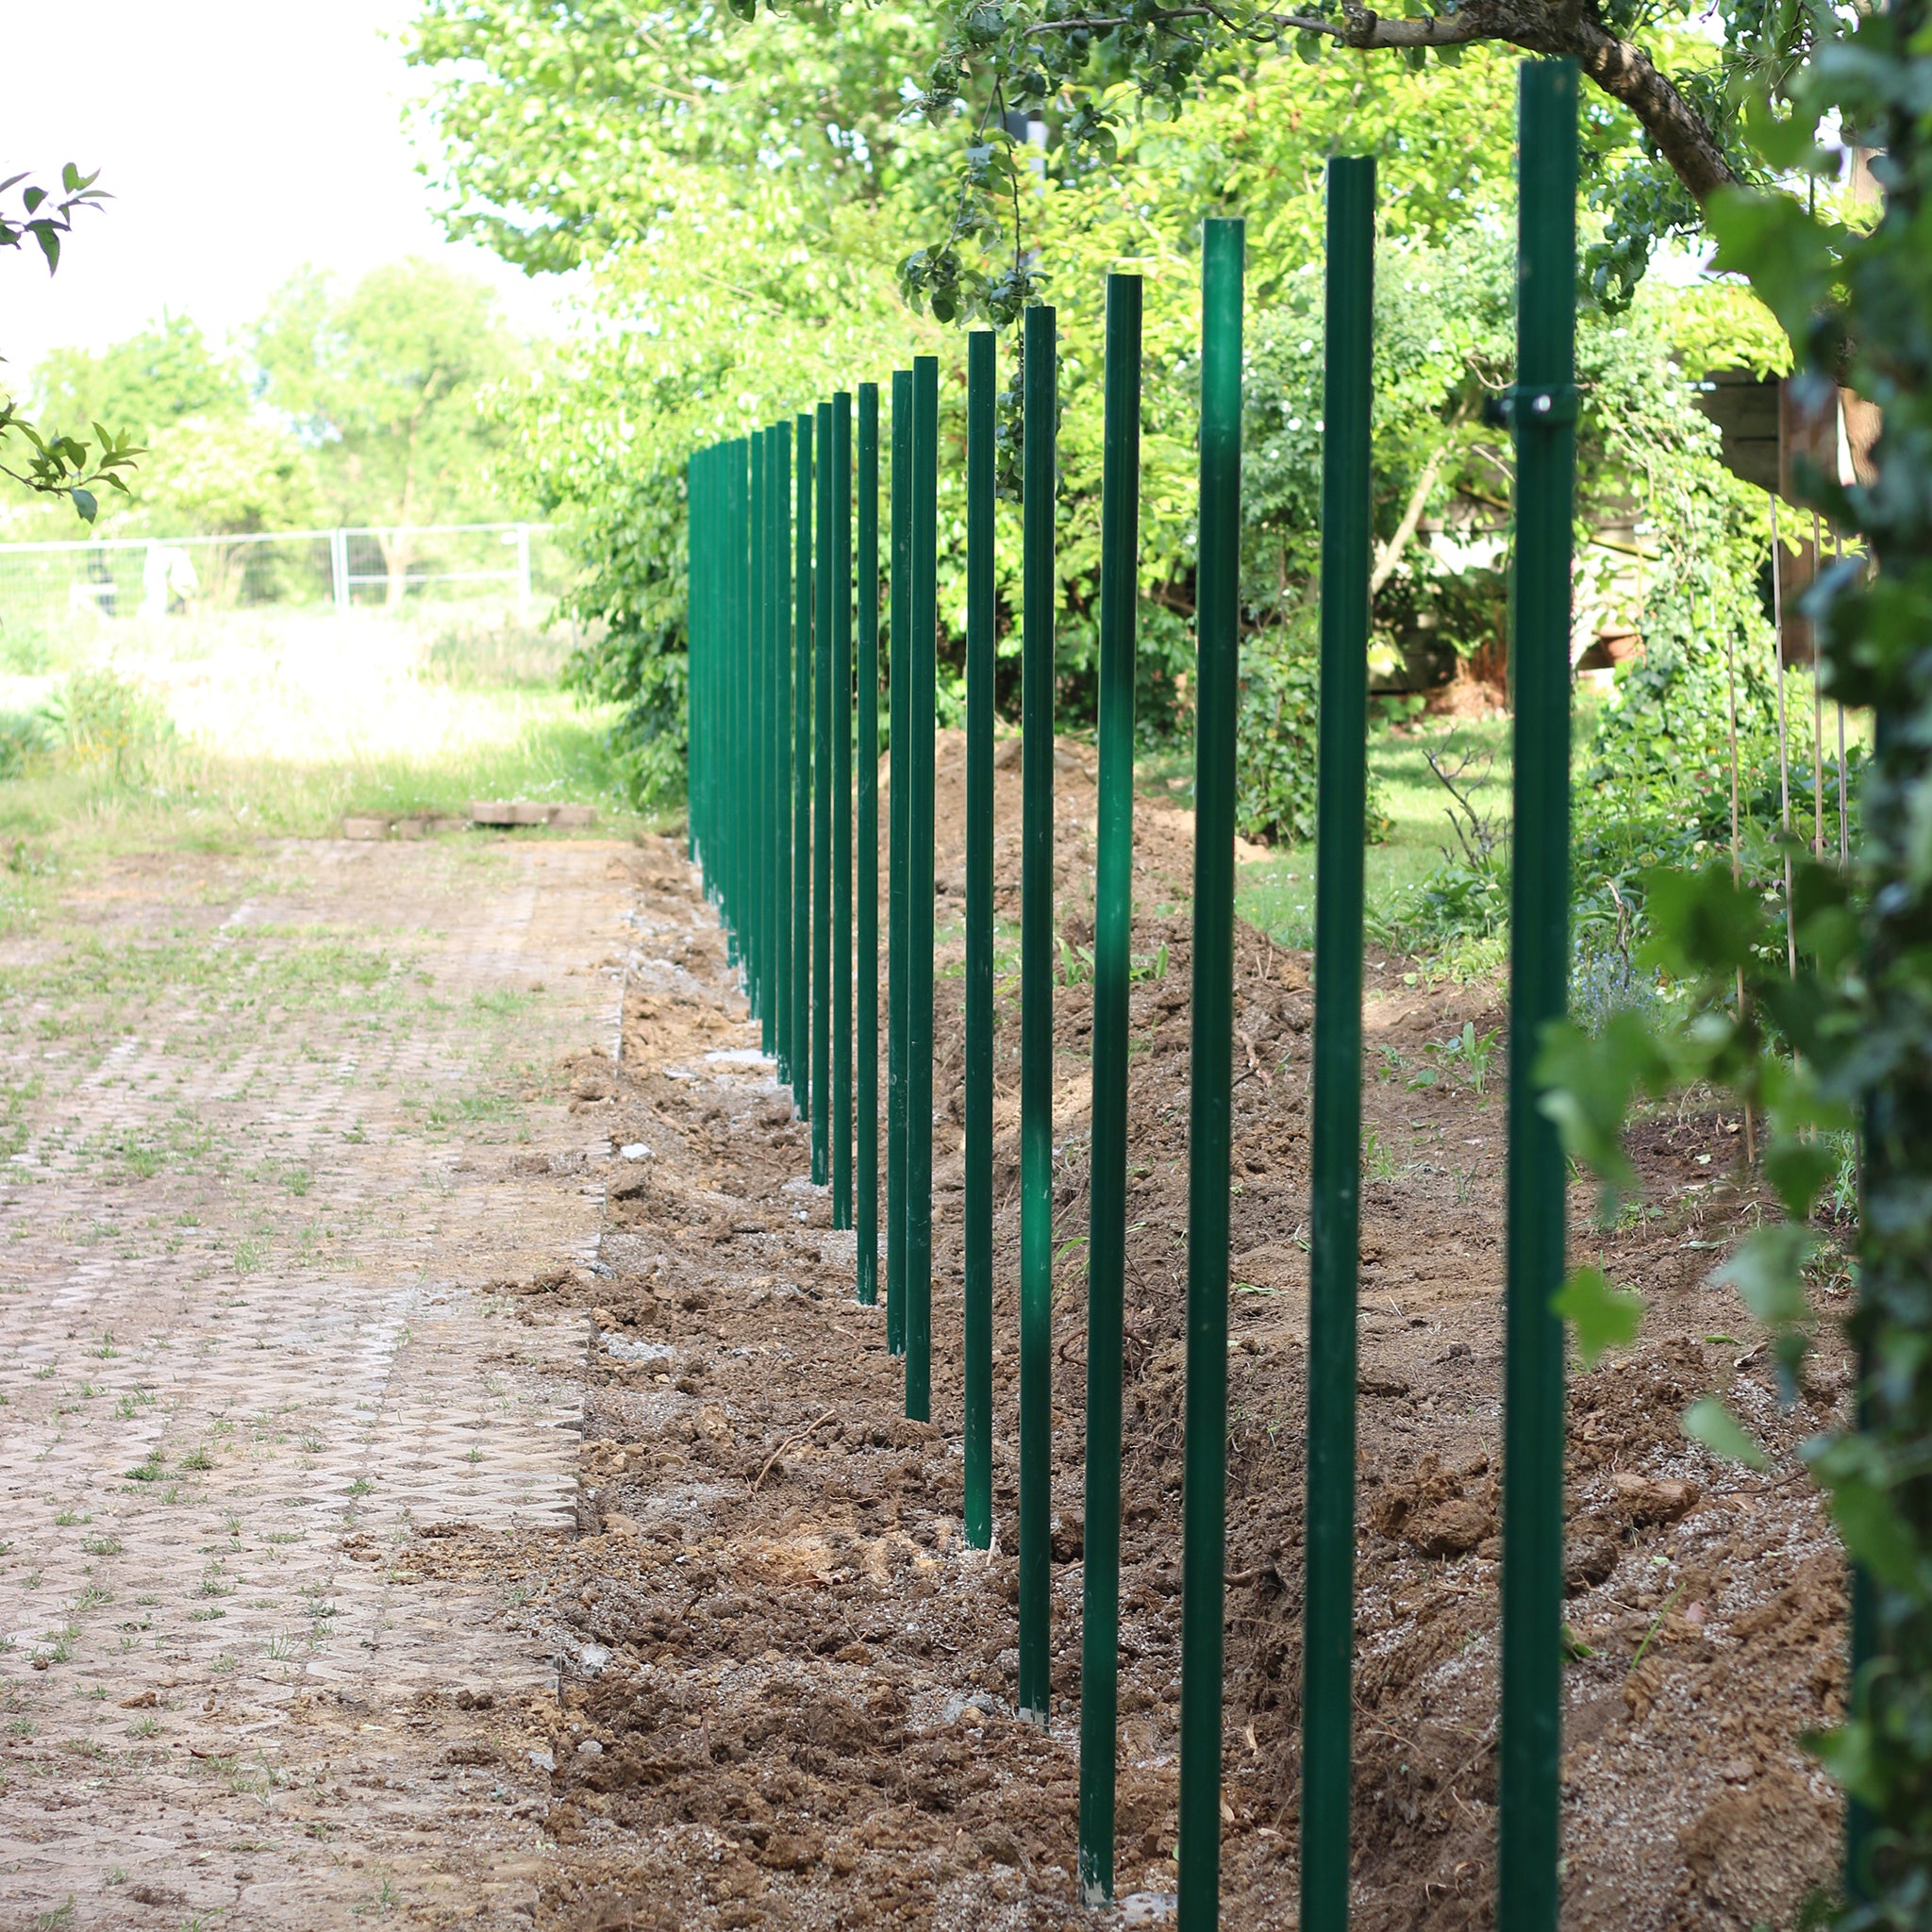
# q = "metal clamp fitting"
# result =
<box><xmin>1486</xmin><ymin>382</ymin><xmax>1578</xmax><ymax>428</ymax></box>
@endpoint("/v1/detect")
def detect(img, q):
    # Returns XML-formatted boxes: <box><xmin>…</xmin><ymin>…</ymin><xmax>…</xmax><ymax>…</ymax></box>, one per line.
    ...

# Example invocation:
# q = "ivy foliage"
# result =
<box><xmin>1539</xmin><ymin>6</ymin><xmax>1932</xmax><ymax>1915</ymax></box>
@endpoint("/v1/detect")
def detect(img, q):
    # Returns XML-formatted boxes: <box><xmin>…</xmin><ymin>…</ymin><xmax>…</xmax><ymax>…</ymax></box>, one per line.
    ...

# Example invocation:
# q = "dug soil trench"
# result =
<box><xmin>506</xmin><ymin>740</ymin><xmax>1852</xmax><ymax>1932</ymax></box>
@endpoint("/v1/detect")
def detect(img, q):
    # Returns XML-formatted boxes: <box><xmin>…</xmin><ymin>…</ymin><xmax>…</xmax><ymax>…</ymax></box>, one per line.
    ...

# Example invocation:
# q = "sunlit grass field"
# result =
<box><xmin>1235</xmin><ymin>712</ymin><xmax>1516</xmax><ymax>960</ymax></box>
<box><xmin>0</xmin><ymin>603</ymin><xmax>643</xmax><ymax>925</ymax></box>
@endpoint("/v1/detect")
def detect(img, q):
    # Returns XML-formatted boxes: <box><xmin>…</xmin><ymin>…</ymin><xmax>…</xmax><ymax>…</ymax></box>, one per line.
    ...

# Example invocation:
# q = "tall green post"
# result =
<box><xmin>888</xmin><ymin>371</ymin><xmax>913</xmax><ymax>1357</ymax></box>
<box><xmin>793</xmin><ymin>413</ymin><xmax>814</xmax><ymax>1124</ymax></box>
<box><xmin>834</xmin><ymin>393</ymin><xmax>855</xmax><ymax>1230</ymax></box>
<box><xmin>1018</xmin><ymin>304</ymin><xmax>1058</xmax><ymax>1726</ymax></box>
<box><xmin>1501</xmin><ymin>59</ymin><xmax>1576</xmax><ymax>1932</ymax></box>
<box><xmin>773</xmin><ymin>423</ymin><xmax>794</xmax><ymax>1090</ymax></box>
<box><xmin>1178</xmin><ymin>219</ymin><xmax>1245</xmax><ymax>1932</ymax></box>
<box><xmin>1078</xmin><ymin>273</ymin><xmax>1142</xmax><ymax>1908</ymax></box>
<box><xmin>1301</xmin><ymin>158</ymin><xmax>1374</xmax><ymax>1932</ymax></box>
<box><xmin>728</xmin><ymin>440</ymin><xmax>749</xmax><ymax>968</ymax></box>
<box><xmin>906</xmin><ymin>355</ymin><xmax>939</xmax><ymax>1422</ymax></box>
<box><xmin>857</xmin><ymin>385</ymin><xmax>881</xmax><ymax>1307</ymax></box>
<box><xmin>751</xmin><ymin>430</ymin><xmax>769</xmax><ymax>1043</ymax></box>
<box><xmin>814</xmin><ymin>401</ymin><xmax>835</xmax><ymax>1183</ymax></box>
<box><xmin>686</xmin><ymin>452</ymin><xmax>702</xmax><ymax>872</ymax></box>
<box><xmin>963</xmin><ymin>329</ymin><xmax>996</xmax><ymax>1550</ymax></box>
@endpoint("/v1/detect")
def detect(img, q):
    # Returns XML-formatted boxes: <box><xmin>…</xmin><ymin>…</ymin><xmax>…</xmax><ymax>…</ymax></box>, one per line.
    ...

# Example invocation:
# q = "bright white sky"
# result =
<box><xmin>6</xmin><ymin>0</ymin><xmax>570</xmax><ymax>391</ymax></box>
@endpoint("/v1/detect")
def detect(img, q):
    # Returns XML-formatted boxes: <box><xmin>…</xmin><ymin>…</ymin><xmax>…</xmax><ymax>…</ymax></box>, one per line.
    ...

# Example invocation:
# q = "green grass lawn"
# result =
<box><xmin>1235</xmin><ymin>713</ymin><xmax>1515</xmax><ymax>960</ymax></box>
<box><xmin>0</xmin><ymin>604</ymin><xmax>651</xmax><ymax>930</ymax></box>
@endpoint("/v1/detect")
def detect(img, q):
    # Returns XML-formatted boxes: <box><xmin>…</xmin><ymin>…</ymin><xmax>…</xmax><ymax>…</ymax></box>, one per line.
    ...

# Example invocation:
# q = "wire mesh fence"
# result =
<box><xmin>0</xmin><ymin>523</ymin><xmax>570</xmax><ymax>642</ymax></box>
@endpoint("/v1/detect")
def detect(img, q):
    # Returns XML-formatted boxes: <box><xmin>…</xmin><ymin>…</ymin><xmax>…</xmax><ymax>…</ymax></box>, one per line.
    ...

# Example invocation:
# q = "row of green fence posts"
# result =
<box><xmin>682</xmin><ymin>67</ymin><xmax>1577</xmax><ymax>1918</ymax></box>
<box><xmin>684</xmin><ymin>406</ymin><xmax>866</xmax><ymax>1242</ymax></box>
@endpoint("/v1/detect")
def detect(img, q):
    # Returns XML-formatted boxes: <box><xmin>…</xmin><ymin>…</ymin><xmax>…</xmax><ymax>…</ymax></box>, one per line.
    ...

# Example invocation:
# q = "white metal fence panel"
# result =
<box><xmin>0</xmin><ymin>523</ymin><xmax>567</xmax><ymax>638</ymax></box>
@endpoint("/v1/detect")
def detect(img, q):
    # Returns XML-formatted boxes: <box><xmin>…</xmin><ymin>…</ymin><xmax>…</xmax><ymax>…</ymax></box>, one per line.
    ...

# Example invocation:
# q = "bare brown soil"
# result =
<box><xmin>463</xmin><ymin>749</ymin><xmax>1848</xmax><ymax>1932</ymax></box>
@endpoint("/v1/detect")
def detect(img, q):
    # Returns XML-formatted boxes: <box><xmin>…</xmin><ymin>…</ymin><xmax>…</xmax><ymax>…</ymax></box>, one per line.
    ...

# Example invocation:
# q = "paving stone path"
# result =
<box><xmin>0</xmin><ymin>835</ymin><xmax>643</xmax><ymax>1928</ymax></box>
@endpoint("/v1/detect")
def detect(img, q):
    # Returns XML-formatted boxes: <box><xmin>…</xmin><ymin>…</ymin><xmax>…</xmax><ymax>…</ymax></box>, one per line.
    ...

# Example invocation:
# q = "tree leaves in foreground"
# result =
<box><xmin>0</xmin><ymin>166</ymin><xmax>142</xmax><ymax>523</ymax></box>
<box><xmin>1541</xmin><ymin>7</ymin><xmax>1932</xmax><ymax>1907</ymax></box>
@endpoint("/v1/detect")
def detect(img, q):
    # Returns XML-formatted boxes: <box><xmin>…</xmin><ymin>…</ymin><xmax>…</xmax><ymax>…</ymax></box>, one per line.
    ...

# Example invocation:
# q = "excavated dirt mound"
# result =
<box><xmin>442</xmin><ymin>767</ymin><xmax>1848</xmax><ymax>1931</ymax></box>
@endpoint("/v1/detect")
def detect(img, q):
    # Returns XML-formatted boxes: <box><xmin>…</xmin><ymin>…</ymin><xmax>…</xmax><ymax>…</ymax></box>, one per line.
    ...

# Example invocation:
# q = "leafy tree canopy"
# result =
<box><xmin>35</xmin><ymin>313</ymin><xmax>247</xmax><ymax>444</ymax></box>
<box><xmin>256</xmin><ymin>256</ymin><xmax>525</xmax><ymax>531</ymax></box>
<box><xmin>1</xmin><ymin>166</ymin><xmax>142</xmax><ymax>523</ymax></box>
<box><xmin>414</xmin><ymin>6</ymin><xmax>1779</xmax><ymax>812</ymax></box>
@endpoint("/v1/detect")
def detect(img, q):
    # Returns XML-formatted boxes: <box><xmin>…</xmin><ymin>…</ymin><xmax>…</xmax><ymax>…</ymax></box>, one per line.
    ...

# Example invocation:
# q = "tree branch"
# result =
<box><xmin>1026</xmin><ymin>2</ymin><xmax>1737</xmax><ymax>206</ymax></box>
<box><xmin>1372</xmin><ymin>395</ymin><xmax>1474</xmax><ymax>597</ymax></box>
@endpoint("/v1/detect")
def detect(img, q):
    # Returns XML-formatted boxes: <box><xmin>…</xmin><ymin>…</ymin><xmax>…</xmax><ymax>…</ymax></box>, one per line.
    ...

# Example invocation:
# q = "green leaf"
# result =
<box><xmin>1639</xmin><ymin>864</ymin><xmax>1765</xmax><ymax>978</ymax></box>
<box><xmin>1713</xmin><ymin>1224</ymin><xmax>1816</xmax><ymax>1329</ymax></box>
<box><xmin>1552</xmin><ymin>1265</ymin><xmax>1643</xmax><ymax>1367</ymax></box>
<box><xmin>1534</xmin><ymin>1009</ymin><xmax>1670</xmax><ymax>1214</ymax></box>
<box><xmin>1741</xmin><ymin>92</ymin><xmax>1817</xmax><ymax>172</ymax></box>
<box><xmin>1807</xmin><ymin>1435</ymin><xmax>1919</xmax><ymax>1590</ymax></box>
<box><xmin>69</xmin><ymin>487</ymin><xmax>97</xmax><ymax>524</ymax></box>
<box><xmin>1706</xmin><ymin>187</ymin><xmax>1838</xmax><ymax>345</ymax></box>
<box><xmin>1681</xmin><ymin>1396</ymin><xmax>1769</xmax><ymax>1471</ymax></box>
<box><xmin>1803</xmin><ymin>1719</ymin><xmax>1878</xmax><ymax>1807</ymax></box>
<box><xmin>1293</xmin><ymin>29</ymin><xmax>1325</xmax><ymax>60</ymax></box>
<box><xmin>1763</xmin><ymin>1139</ymin><xmax>1836</xmax><ymax>1221</ymax></box>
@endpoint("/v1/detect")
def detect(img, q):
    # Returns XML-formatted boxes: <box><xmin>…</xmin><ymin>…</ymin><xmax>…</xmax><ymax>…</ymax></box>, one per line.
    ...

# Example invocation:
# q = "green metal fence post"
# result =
<box><xmin>1018</xmin><ymin>304</ymin><xmax>1058</xmax><ymax>1726</ymax></box>
<box><xmin>751</xmin><ymin>430</ymin><xmax>769</xmax><ymax>1042</ymax></box>
<box><xmin>728</xmin><ymin>439</ymin><xmax>749</xmax><ymax>968</ymax></box>
<box><xmin>1500</xmin><ymin>58</ymin><xmax>1577</xmax><ymax>1932</ymax></box>
<box><xmin>814</xmin><ymin>402</ymin><xmax>835</xmax><ymax>1179</ymax></box>
<box><xmin>964</xmin><ymin>329</ymin><xmax>996</xmax><ymax>1551</ymax></box>
<box><xmin>1301</xmin><ymin>158</ymin><xmax>1374</xmax><ymax>1932</ymax></box>
<box><xmin>907</xmin><ymin>355</ymin><xmax>939</xmax><ymax>1423</ymax></box>
<box><xmin>1078</xmin><ymin>272</ymin><xmax>1142</xmax><ymax>1908</ymax></box>
<box><xmin>1178</xmin><ymin>219</ymin><xmax>1245</xmax><ymax>1932</ymax></box>
<box><xmin>834</xmin><ymin>393</ymin><xmax>856</xmax><ymax>1230</ymax></box>
<box><xmin>888</xmin><ymin>371</ymin><xmax>913</xmax><ymax>1357</ymax></box>
<box><xmin>774</xmin><ymin>422</ymin><xmax>794</xmax><ymax>1090</ymax></box>
<box><xmin>794</xmin><ymin>413</ymin><xmax>814</xmax><ymax>1125</ymax></box>
<box><xmin>687</xmin><ymin>452</ymin><xmax>702</xmax><ymax>872</ymax></box>
<box><xmin>858</xmin><ymin>385</ymin><xmax>881</xmax><ymax>1307</ymax></box>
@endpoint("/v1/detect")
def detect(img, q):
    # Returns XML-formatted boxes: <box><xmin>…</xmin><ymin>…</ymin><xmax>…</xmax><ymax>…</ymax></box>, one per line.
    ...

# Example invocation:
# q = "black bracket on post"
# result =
<box><xmin>1484</xmin><ymin>382</ymin><xmax>1579</xmax><ymax>429</ymax></box>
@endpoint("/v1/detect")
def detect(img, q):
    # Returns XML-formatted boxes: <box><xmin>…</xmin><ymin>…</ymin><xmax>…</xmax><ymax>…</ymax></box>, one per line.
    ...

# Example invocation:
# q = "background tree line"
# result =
<box><xmin>405</xmin><ymin>1</ymin><xmax>1801</xmax><ymax>826</ymax></box>
<box><xmin>6</xmin><ymin>257</ymin><xmax>526</xmax><ymax>552</ymax></box>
